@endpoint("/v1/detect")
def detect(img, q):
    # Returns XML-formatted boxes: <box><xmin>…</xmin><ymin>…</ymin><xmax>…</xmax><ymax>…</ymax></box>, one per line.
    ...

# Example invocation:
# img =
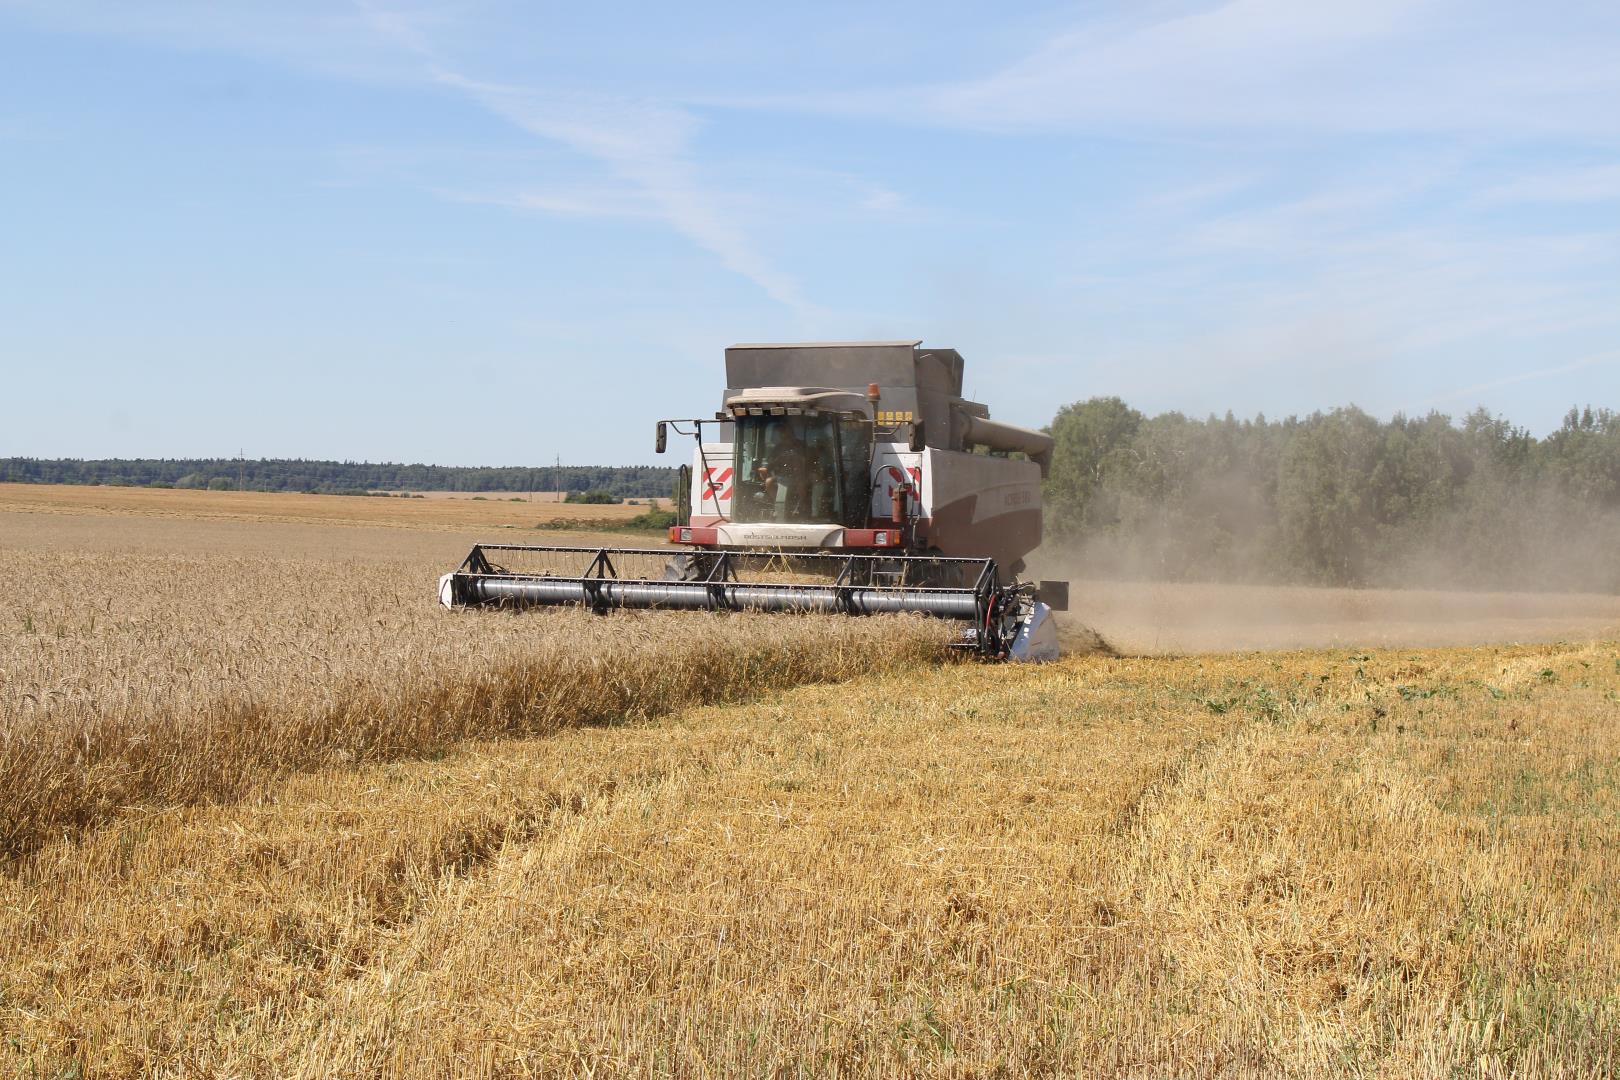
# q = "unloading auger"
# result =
<box><xmin>438</xmin><ymin>544</ymin><xmax>1060</xmax><ymax>661</ymax></box>
<box><xmin>438</xmin><ymin>340</ymin><xmax>1069</xmax><ymax>662</ymax></box>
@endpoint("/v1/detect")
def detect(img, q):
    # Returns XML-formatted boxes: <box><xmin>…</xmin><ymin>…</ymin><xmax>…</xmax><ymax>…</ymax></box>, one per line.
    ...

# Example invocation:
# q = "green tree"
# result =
<box><xmin>1043</xmin><ymin>397</ymin><xmax>1143</xmax><ymax>539</ymax></box>
<box><xmin>1275</xmin><ymin>408</ymin><xmax>1384</xmax><ymax>583</ymax></box>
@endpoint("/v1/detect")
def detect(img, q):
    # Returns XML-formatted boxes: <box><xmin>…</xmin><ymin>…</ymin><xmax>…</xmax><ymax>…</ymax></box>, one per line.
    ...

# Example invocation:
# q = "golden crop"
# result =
<box><xmin>0</xmin><ymin>546</ymin><xmax>951</xmax><ymax>861</ymax></box>
<box><xmin>0</xmin><ymin>481</ymin><xmax>657</xmax><ymax>531</ymax></box>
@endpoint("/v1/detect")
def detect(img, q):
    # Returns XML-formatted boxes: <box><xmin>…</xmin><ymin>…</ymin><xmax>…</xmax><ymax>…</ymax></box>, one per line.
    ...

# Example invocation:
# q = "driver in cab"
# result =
<box><xmin>753</xmin><ymin>424</ymin><xmax>812</xmax><ymax>521</ymax></box>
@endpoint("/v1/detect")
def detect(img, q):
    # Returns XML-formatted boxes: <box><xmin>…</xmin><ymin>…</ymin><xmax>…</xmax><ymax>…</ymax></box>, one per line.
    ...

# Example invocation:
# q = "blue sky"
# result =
<box><xmin>2</xmin><ymin>1</ymin><xmax>1617</xmax><ymax>466</ymax></box>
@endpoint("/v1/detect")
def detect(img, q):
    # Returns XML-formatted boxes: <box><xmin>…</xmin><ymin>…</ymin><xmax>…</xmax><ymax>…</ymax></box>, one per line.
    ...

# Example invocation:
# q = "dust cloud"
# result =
<box><xmin>1031</xmin><ymin>448</ymin><xmax>1620</xmax><ymax>654</ymax></box>
<box><xmin>1031</xmin><ymin>498</ymin><xmax>1620</xmax><ymax>654</ymax></box>
<box><xmin>1037</xmin><ymin>575</ymin><xmax>1620</xmax><ymax>656</ymax></box>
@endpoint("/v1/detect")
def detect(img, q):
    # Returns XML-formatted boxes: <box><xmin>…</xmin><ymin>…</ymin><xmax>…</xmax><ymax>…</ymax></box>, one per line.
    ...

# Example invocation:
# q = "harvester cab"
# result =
<box><xmin>665</xmin><ymin>343</ymin><xmax>1054</xmax><ymax>577</ymax></box>
<box><xmin>440</xmin><ymin>341</ymin><xmax>1067</xmax><ymax>661</ymax></box>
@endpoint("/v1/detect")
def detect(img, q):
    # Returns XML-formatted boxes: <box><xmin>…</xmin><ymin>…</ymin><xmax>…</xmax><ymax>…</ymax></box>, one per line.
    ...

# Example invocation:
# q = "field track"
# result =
<box><xmin>1065</xmin><ymin>578</ymin><xmax>1620</xmax><ymax>655</ymax></box>
<box><xmin>3</xmin><ymin>486</ymin><xmax>1619</xmax><ymax>1076</ymax></box>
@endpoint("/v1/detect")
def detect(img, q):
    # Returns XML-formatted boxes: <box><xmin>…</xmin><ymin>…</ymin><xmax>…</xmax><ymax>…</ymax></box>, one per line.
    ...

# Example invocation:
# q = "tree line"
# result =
<box><xmin>0</xmin><ymin>458</ymin><xmax>678</xmax><ymax>498</ymax></box>
<box><xmin>1042</xmin><ymin>401</ymin><xmax>1620</xmax><ymax>592</ymax></box>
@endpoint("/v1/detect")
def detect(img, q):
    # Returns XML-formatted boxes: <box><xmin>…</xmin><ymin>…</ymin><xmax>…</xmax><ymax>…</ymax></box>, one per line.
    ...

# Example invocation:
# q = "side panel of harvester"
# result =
<box><xmin>690</xmin><ymin>441</ymin><xmax>733</xmax><ymax>525</ymax></box>
<box><xmin>871</xmin><ymin>444</ymin><xmax>924</xmax><ymax>522</ymax></box>
<box><xmin>917</xmin><ymin>450</ymin><xmax>1042</xmax><ymax>574</ymax></box>
<box><xmin>871</xmin><ymin>444</ymin><xmax>1042</xmax><ymax>572</ymax></box>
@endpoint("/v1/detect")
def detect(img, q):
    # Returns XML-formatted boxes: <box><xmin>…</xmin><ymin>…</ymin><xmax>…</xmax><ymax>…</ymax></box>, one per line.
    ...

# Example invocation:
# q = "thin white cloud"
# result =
<box><xmin>748</xmin><ymin>0</ymin><xmax>1620</xmax><ymax>142</ymax></box>
<box><xmin>920</xmin><ymin>0</ymin><xmax>1417</xmax><ymax>130</ymax></box>
<box><xmin>345</xmin><ymin>0</ymin><xmax>818</xmax><ymax>314</ymax></box>
<box><xmin>437</xmin><ymin>184</ymin><xmax>661</xmax><ymax>220</ymax></box>
<box><xmin>1138</xmin><ymin>174</ymin><xmax>1258</xmax><ymax>212</ymax></box>
<box><xmin>1</xmin><ymin>0</ymin><xmax>822</xmax><ymax>315</ymax></box>
<box><xmin>858</xmin><ymin>185</ymin><xmax>905</xmax><ymax>213</ymax></box>
<box><xmin>1433</xmin><ymin>351</ymin><xmax>1620</xmax><ymax>405</ymax></box>
<box><xmin>425</xmin><ymin>70</ymin><xmax>816</xmax><ymax>314</ymax></box>
<box><xmin>1178</xmin><ymin>181</ymin><xmax>1427</xmax><ymax>255</ymax></box>
<box><xmin>1477</xmin><ymin>164</ymin><xmax>1620</xmax><ymax>206</ymax></box>
<box><xmin>0</xmin><ymin>0</ymin><xmax>426</xmax><ymax>83</ymax></box>
<box><xmin>1001</xmin><ymin>169</ymin><xmax>1620</xmax><ymax>425</ymax></box>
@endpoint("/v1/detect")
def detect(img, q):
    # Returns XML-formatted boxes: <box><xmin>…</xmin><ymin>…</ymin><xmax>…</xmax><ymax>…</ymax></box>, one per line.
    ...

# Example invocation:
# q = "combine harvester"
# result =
<box><xmin>439</xmin><ymin>341</ymin><xmax>1067</xmax><ymax>661</ymax></box>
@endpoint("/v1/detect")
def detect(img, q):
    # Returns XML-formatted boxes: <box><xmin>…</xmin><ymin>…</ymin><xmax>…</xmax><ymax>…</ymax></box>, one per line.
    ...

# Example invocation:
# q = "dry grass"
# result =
<box><xmin>5</xmin><ymin>493</ymin><xmax>1620</xmax><ymax>1077</ymax></box>
<box><xmin>5</xmin><ymin>638</ymin><xmax>1618</xmax><ymax>1077</ymax></box>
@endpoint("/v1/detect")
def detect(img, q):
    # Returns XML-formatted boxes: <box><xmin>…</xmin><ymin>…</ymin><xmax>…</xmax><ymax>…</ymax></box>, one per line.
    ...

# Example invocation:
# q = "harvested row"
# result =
<box><xmin>0</xmin><ymin>548</ymin><xmax>953</xmax><ymax>860</ymax></box>
<box><xmin>5</xmin><ymin>641</ymin><xmax>1619</xmax><ymax>1076</ymax></box>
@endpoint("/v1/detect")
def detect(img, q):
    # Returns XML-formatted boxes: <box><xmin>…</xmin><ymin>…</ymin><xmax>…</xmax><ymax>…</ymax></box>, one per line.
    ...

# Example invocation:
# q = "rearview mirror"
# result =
<box><xmin>908</xmin><ymin>419</ymin><xmax>926</xmax><ymax>453</ymax></box>
<box><xmin>655</xmin><ymin>421</ymin><xmax>668</xmax><ymax>454</ymax></box>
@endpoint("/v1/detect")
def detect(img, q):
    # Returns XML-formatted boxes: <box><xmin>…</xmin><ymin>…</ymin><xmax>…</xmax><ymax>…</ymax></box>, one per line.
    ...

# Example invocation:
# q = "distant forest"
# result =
<box><xmin>1042</xmin><ymin>402</ymin><xmax>1620</xmax><ymax>593</ymax></box>
<box><xmin>0</xmin><ymin>458</ymin><xmax>678</xmax><ymax>499</ymax></box>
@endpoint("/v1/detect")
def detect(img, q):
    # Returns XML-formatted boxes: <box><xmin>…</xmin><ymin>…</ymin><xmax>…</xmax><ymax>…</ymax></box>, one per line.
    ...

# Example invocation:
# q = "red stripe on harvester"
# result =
<box><xmin>704</xmin><ymin>467</ymin><xmax>733</xmax><ymax>504</ymax></box>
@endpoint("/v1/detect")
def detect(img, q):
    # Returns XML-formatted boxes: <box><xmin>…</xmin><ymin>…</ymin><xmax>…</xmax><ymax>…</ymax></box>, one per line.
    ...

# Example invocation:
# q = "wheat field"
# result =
<box><xmin>3</xmin><ymin>486</ymin><xmax>1619</xmax><ymax>1077</ymax></box>
<box><xmin>0</xmin><ymin>482</ymin><xmax>658</xmax><ymax>531</ymax></box>
<box><xmin>0</xmin><ymin>537</ymin><xmax>949</xmax><ymax>861</ymax></box>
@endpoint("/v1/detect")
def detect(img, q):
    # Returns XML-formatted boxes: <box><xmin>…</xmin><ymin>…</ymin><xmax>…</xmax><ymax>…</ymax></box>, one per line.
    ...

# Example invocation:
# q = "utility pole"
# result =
<box><xmin>238</xmin><ymin>449</ymin><xmax>245</xmax><ymax>494</ymax></box>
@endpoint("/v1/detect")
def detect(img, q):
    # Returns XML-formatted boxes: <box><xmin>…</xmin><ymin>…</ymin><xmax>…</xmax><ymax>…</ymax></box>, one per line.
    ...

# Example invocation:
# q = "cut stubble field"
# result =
<box><xmin>3</xmin><ymin>485</ymin><xmax>1619</xmax><ymax>1077</ymax></box>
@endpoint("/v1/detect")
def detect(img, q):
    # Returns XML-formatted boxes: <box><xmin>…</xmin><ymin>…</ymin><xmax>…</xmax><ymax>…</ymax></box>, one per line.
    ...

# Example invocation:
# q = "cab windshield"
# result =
<box><xmin>732</xmin><ymin>414</ymin><xmax>870</xmax><ymax>525</ymax></box>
